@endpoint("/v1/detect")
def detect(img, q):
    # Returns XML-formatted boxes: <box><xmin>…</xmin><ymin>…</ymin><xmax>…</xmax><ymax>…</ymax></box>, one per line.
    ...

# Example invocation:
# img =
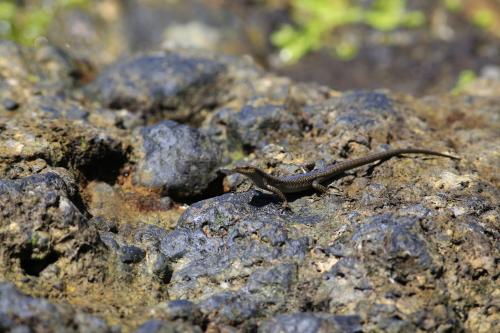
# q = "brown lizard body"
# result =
<box><xmin>226</xmin><ymin>148</ymin><xmax>459</xmax><ymax>208</ymax></box>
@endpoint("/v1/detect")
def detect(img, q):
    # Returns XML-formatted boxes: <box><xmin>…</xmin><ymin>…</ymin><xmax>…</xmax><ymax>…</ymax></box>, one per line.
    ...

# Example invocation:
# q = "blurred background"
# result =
<box><xmin>1</xmin><ymin>0</ymin><xmax>499</xmax><ymax>96</ymax></box>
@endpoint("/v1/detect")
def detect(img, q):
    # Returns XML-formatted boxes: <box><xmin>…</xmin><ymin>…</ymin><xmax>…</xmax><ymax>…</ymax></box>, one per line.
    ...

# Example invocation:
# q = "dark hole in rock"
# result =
<box><xmin>300</xmin><ymin>300</ymin><xmax>316</xmax><ymax>311</ymax></box>
<box><xmin>19</xmin><ymin>248</ymin><xmax>60</xmax><ymax>276</ymax></box>
<box><xmin>242</xmin><ymin>143</ymin><xmax>255</xmax><ymax>155</ymax></box>
<box><xmin>171</xmin><ymin>171</ymin><xmax>225</xmax><ymax>205</ymax></box>
<box><xmin>79</xmin><ymin>149</ymin><xmax>128</xmax><ymax>184</ymax></box>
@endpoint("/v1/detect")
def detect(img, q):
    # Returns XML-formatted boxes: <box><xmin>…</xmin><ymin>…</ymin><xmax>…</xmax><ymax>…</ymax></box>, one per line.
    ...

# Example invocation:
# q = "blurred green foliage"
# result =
<box><xmin>444</xmin><ymin>0</ymin><xmax>462</xmax><ymax>12</ymax></box>
<box><xmin>452</xmin><ymin>69</ymin><xmax>477</xmax><ymax>95</ymax></box>
<box><xmin>472</xmin><ymin>9</ymin><xmax>495</xmax><ymax>29</ymax></box>
<box><xmin>271</xmin><ymin>0</ymin><xmax>425</xmax><ymax>63</ymax></box>
<box><xmin>0</xmin><ymin>0</ymin><xmax>89</xmax><ymax>46</ymax></box>
<box><xmin>445</xmin><ymin>0</ymin><xmax>495</xmax><ymax>30</ymax></box>
<box><xmin>272</xmin><ymin>0</ymin><xmax>498</xmax><ymax>63</ymax></box>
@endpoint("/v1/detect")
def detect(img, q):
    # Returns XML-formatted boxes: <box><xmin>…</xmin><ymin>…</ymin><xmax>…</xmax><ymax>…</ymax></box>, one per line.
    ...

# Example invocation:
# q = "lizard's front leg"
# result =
<box><xmin>263</xmin><ymin>181</ymin><xmax>290</xmax><ymax>209</ymax></box>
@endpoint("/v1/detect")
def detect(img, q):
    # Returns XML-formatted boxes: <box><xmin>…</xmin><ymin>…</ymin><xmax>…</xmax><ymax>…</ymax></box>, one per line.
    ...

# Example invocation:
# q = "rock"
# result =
<box><xmin>89</xmin><ymin>216</ymin><xmax>119</xmax><ymax>233</ymax></box>
<box><xmin>0</xmin><ymin>172</ymin><xmax>104</xmax><ymax>280</ymax></box>
<box><xmin>0</xmin><ymin>283</ymin><xmax>114</xmax><ymax>333</ymax></box>
<box><xmin>119</xmin><ymin>245</ymin><xmax>146</xmax><ymax>264</ymax></box>
<box><xmin>134</xmin><ymin>319</ymin><xmax>202</xmax><ymax>333</ymax></box>
<box><xmin>133</xmin><ymin>120</ymin><xmax>223</xmax><ymax>198</ymax></box>
<box><xmin>0</xmin><ymin>117</ymin><xmax>126</xmax><ymax>182</ymax></box>
<box><xmin>314</xmin><ymin>213</ymin><xmax>477</xmax><ymax>331</ymax></box>
<box><xmin>0</xmin><ymin>41</ymin><xmax>30</xmax><ymax>79</ymax></box>
<box><xmin>2</xmin><ymin>98</ymin><xmax>19</xmax><ymax>111</ymax></box>
<box><xmin>92</xmin><ymin>52</ymin><xmax>226</xmax><ymax>122</ymax></box>
<box><xmin>28</xmin><ymin>95</ymin><xmax>89</xmax><ymax>120</ymax></box>
<box><xmin>306</xmin><ymin>90</ymin><xmax>397</xmax><ymax>130</ymax></box>
<box><xmin>259</xmin><ymin>313</ymin><xmax>362</xmax><ymax>333</ymax></box>
<box><xmin>0</xmin><ymin>41</ymin><xmax>87</xmax><ymax>98</ymax></box>
<box><xmin>151</xmin><ymin>300</ymin><xmax>202</xmax><ymax>323</ymax></box>
<box><xmin>244</xmin><ymin>264</ymin><xmax>296</xmax><ymax>296</ymax></box>
<box><xmin>99</xmin><ymin>232</ymin><xmax>120</xmax><ymax>251</ymax></box>
<box><xmin>350</xmin><ymin>214</ymin><xmax>440</xmax><ymax>284</ymax></box>
<box><xmin>153</xmin><ymin>190</ymin><xmax>310</xmax><ymax>317</ymax></box>
<box><xmin>227</xmin><ymin>103</ymin><xmax>301</xmax><ymax>150</ymax></box>
<box><xmin>0</xmin><ymin>39</ymin><xmax>498</xmax><ymax>333</ymax></box>
<box><xmin>199</xmin><ymin>291</ymin><xmax>259</xmax><ymax>326</ymax></box>
<box><xmin>33</xmin><ymin>44</ymin><xmax>87</xmax><ymax>91</ymax></box>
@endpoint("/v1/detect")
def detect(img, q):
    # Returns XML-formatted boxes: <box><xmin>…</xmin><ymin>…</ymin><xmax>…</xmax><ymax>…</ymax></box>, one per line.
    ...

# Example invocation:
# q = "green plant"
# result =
<box><xmin>0</xmin><ymin>0</ymin><xmax>90</xmax><ymax>46</ymax></box>
<box><xmin>444</xmin><ymin>0</ymin><xmax>463</xmax><ymax>12</ymax></box>
<box><xmin>271</xmin><ymin>0</ymin><xmax>425</xmax><ymax>63</ymax></box>
<box><xmin>452</xmin><ymin>69</ymin><xmax>477</xmax><ymax>94</ymax></box>
<box><xmin>444</xmin><ymin>0</ymin><xmax>497</xmax><ymax>31</ymax></box>
<box><xmin>472</xmin><ymin>8</ymin><xmax>495</xmax><ymax>29</ymax></box>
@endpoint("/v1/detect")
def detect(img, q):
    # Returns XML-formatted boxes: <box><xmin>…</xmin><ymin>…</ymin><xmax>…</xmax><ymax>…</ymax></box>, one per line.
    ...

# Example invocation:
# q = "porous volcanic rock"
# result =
<box><xmin>0</xmin><ymin>40</ymin><xmax>498</xmax><ymax>333</ymax></box>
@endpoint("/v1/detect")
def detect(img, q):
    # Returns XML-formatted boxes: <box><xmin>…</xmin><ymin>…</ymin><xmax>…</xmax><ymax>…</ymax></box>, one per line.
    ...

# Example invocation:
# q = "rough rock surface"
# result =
<box><xmin>0</xmin><ymin>41</ymin><xmax>498</xmax><ymax>333</ymax></box>
<box><xmin>133</xmin><ymin>120</ymin><xmax>223</xmax><ymax>198</ymax></box>
<box><xmin>0</xmin><ymin>172</ymin><xmax>107</xmax><ymax>288</ymax></box>
<box><xmin>0</xmin><ymin>283</ymin><xmax>115</xmax><ymax>333</ymax></box>
<box><xmin>91</xmin><ymin>52</ymin><xmax>227</xmax><ymax>123</ymax></box>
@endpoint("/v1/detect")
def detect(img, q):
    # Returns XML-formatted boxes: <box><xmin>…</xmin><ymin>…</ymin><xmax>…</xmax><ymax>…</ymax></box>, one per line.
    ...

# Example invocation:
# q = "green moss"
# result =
<box><xmin>79</xmin><ymin>138</ymin><xmax>89</xmax><ymax>151</ymax></box>
<box><xmin>228</xmin><ymin>148</ymin><xmax>245</xmax><ymax>163</ymax></box>
<box><xmin>334</xmin><ymin>39</ymin><xmax>359</xmax><ymax>60</ymax></box>
<box><xmin>0</xmin><ymin>0</ymin><xmax>90</xmax><ymax>46</ymax></box>
<box><xmin>271</xmin><ymin>0</ymin><xmax>424</xmax><ymax>63</ymax></box>
<box><xmin>213</xmin><ymin>211</ymin><xmax>226</xmax><ymax>227</ymax></box>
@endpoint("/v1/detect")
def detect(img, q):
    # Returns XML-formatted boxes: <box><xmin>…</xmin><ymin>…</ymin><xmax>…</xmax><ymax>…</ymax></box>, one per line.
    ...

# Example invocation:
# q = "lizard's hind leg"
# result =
<box><xmin>312</xmin><ymin>179</ymin><xmax>328</xmax><ymax>193</ymax></box>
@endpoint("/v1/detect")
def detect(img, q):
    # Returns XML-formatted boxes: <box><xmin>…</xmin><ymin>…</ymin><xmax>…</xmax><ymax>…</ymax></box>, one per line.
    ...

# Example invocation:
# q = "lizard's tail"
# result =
<box><xmin>330</xmin><ymin>148</ymin><xmax>460</xmax><ymax>175</ymax></box>
<box><xmin>391</xmin><ymin>148</ymin><xmax>460</xmax><ymax>160</ymax></box>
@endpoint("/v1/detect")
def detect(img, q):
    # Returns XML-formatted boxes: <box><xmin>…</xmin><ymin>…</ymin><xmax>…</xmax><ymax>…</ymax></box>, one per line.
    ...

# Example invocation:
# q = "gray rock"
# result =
<box><xmin>244</xmin><ymin>264</ymin><xmax>296</xmax><ymax>295</ymax></box>
<box><xmin>0</xmin><ymin>41</ymin><xmax>28</xmax><ymax>78</ymax></box>
<box><xmin>28</xmin><ymin>95</ymin><xmax>89</xmax><ymax>120</ymax></box>
<box><xmin>153</xmin><ymin>191</ymin><xmax>310</xmax><ymax>316</ymax></box>
<box><xmin>149</xmin><ymin>252</ymin><xmax>172</xmax><ymax>282</ymax></box>
<box><xmin>315</xmin><ymin>213</ymin><xmax>471</xmax><ymax>331</ymax></box>
<box><xmin>227</xmin><ymin>103</ymin><xmax>301</xmax><ymax>149</ymax></box>
<box><xmin>2</xmin><ymin>98</ymin><xmax>19</xmax><ymax>111</ymax></box>
<box><xmin>89</xmin><ymin>216</ymin><xmax>119</xmax><ymax>233</ymax></box>
<box><xmin>0</xmin><ymin>283</ymin><xmax>114</xmax><ymax>333</ymax></box>
<box><xmin>134</xmin><ymin>120</ymin><xmax>223</xmax><ymax>198</ymax></box>
<box><xmin>1</xmin><ymin>38</ymin><xmax>498</xmax><ymax>333</ymax></box>
<box><xmin>0</xmin><ymin>41</ymin><xmax>86</xmax><ymax>96</ymax></box>
<box><xmin>0</xmin><ymin>172</ymin><xmax>104</xmax><ymax>279</ymax></box>
<box><xmin>152</xmin><ymin>300</ymin><xmax>202</xmax><ymax>323</ymax></box>
<box><xmin>0</xmin><ymin>117</ymin><xmax>126</xmax><ymax>182</ymax></box>
<box><xmin>259</xmin><ymin>313</ymin><xmax>362</xmax><ymax>333</ymax></box>
<box><xmin>133</xmin><ymin>319</ymin><xmax>202</xmax><ymax>333</ymax></box>
<box><xmin>305</xmin><ymin>90</ymin><xmax>398</xmax><ymax>134</ymax></box>
<box><xmin>119</xmin><ymin>245</ymin><xmax>146</xmax><ymax>264</ymax></box>
<box><xmin>199</xmin><ymin>292</ymin><xmax>259</xmax><ymax>326</ymax></box>
<box><xmin>99</xmin><ymin>232</ymin><xmax>120</xmax><ymax>251</ymax></box>
<box><xmin>93</xmin><ymin>52</ymin><xmax>225</xmax><ymax>121</ymax></box>
<box><xmin>350</xmin><ymin>214</ymin><xmax>440</xmax><ymax>284</ymax></box>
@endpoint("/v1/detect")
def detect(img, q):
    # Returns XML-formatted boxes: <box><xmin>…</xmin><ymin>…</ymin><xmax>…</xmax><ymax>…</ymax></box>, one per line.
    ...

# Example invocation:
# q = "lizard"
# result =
<box><xmin>224</xmin><ymin>148</ymin><xmax>459</xmax><ymax>209</ymax></box>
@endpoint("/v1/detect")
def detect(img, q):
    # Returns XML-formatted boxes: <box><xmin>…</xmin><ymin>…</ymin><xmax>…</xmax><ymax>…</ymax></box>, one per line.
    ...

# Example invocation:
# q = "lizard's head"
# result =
<box><xmin>222</xmin><ymin>165</ymin><xmax>268</xmax><ymax>189</ymax></box>
<box><xmin>230</xmin><ymin>165</ymin><xmax>262</xmax><ymax>176</ymax></box>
